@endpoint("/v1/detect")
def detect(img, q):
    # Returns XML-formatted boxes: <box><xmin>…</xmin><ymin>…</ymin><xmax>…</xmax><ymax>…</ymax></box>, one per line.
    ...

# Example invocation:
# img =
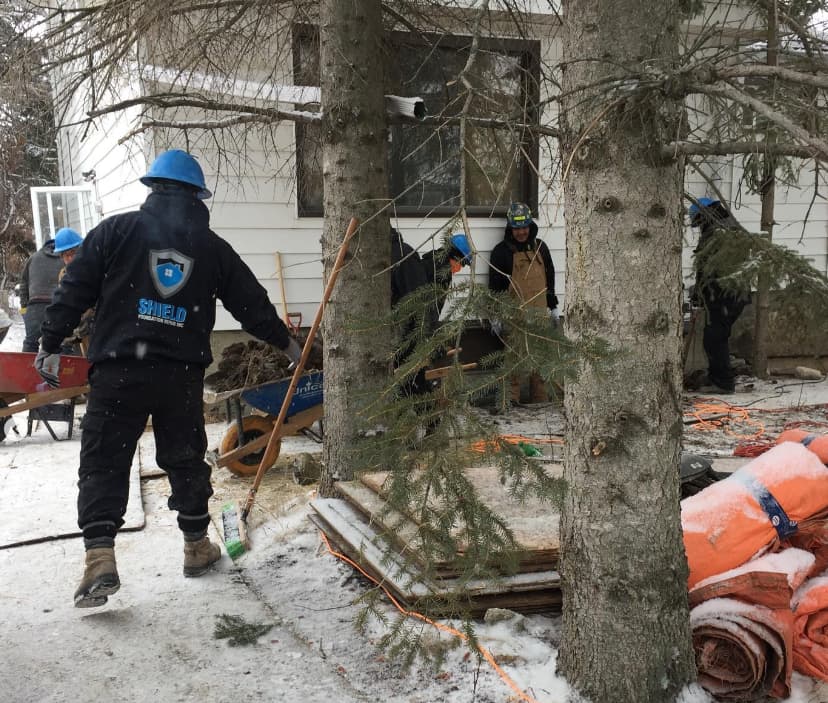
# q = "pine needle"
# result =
<box><xmin>213</xmin><ymin>614</ymin><xmax>274</xmax><ymax>646</ymax></box>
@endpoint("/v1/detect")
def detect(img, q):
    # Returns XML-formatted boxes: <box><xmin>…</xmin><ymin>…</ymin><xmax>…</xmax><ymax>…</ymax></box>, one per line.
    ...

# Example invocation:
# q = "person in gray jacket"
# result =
<box><xmin>20</xmin><ymin>238</ymin><xmax>64</xmax><ymax>352</ymax></box>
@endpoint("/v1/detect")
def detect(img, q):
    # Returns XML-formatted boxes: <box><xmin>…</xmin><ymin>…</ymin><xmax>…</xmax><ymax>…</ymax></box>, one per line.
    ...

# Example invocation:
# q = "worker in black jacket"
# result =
<box><xmin>689</xmin><ymin>197</ymin><xmax>750</xmax><ymax>394</ymax></box>
<box><xmin>36</xmin><ymin>150</ymin><xmax>301</xmax><ymax>608</ymax></box>
<box><xmin>420</xmin><ymin>232</ymin><xmax>473</xmax><ymax>318</ymax></box>
<box><xmin>488</xmin><ymin>202</ymin><xmax>557</xmax><ymax>404</ymax></box>
<box><xmin>391</xmin><ymin>228</ymin><xmax>437</xmax><ymax>397</ymax></box>
<box><xmin>19</xmin><ymin>237</ymin><xmax>64</xmax><ymax>352</ymax></box>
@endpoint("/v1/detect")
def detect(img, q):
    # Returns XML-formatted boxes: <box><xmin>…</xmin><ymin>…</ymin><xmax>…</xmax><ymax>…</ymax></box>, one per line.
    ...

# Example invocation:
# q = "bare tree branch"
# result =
<box><xmin>688</xmin><ymin>80</ymin><xmax>828</xmax><ymax>159</ymax></box>
<box><xmin>664</xmin><ymin>139</ymin><xmax>822</xmax><ymax>160</ymax></box>
<box><xmin>715</xmin><ymin>64</ymin><xmax>828</xmax><ymax>90</ymax></box>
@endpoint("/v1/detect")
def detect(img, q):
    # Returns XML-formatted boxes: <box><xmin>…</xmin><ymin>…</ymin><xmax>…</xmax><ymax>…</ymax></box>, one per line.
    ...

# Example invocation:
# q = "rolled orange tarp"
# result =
<box><xmin>788</xmin><ymin>520</ymin><xmax>828</xmax><ymax>576</ymax></box>
<box><xmin>776</xmin><ymin>429</ymin><xmax>828</xmax><ymax>464</ymax></box>
<box><xmin>691</xmin><ymin>597</ymin><xmax>793</xmax><ymax>701</ymax></box>
<box><xmin>689</xmin><ymin>548</ymin><xmax>815</xmax><ymax>610</ymax></box>
<box><xmin>682</xmin><ymin>443</ymin><xmax>828</xmax><ymax>589</ymax></box>
<box><xmin>791</xmin><ymin>573</ymin><xmax>828</xmax><ymax>682</ymax></box>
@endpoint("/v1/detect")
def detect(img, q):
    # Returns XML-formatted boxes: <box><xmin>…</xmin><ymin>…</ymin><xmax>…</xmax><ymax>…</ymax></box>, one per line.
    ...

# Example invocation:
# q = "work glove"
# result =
<box><xmin>35</xmin><ymin>349</ymin><xmax>61</xmax><ymax>388</ymax></box>
<box><xmin>283</xmin><ymin>337</ymin><xmax>303</xmax><ymax>369</ymax></box>
<box><xmin>75</xmin><ymin>312</ymin><xmax>94</xmax><ymax>339</ymax></box>
<box><xmin>489</xmin><ymin>319</ymin><xmax>503</xmax><ymax>338</ymax></box>
<box><xmin>20</xmin><ymin>306</ymin><xmax>27</xmax><ymax>316</ymax></box>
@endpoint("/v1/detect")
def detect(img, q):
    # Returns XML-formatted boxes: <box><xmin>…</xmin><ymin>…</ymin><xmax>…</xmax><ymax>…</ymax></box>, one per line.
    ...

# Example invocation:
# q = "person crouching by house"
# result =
<box><xmin>488</xmin><ymin>202</ymin><xmax>558</xmax><ymax>405</ymax></box>
<box><xmin>689</xmin><ymin>197</ymin><xmax>750</xmax><ymax>395</ymax></box>
<box><xmin>391</xmin><ymin>227</ymin><xmax>438</xmax><ymax>398</ymax></box>
<box><xmin>19</xmin><ymin>236</ymin><xmax>64</xmax><ymax>352</ymax></box>
<box><xmin>54</xmin><ymin>227</ymin><xmax>93</xmax><ymax>354</ymax></box>
<box><xmin>420</xmin><ymin>231</ymin><xmax>473</xmax><ymax>319</ymax></box>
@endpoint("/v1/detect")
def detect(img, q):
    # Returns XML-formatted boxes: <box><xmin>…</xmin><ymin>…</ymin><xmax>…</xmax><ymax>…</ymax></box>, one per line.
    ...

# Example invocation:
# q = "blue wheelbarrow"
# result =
<box><xmin>213</xmin><ymin>371</ymin><xmax>323</xmax><ymax>476</ymax></box>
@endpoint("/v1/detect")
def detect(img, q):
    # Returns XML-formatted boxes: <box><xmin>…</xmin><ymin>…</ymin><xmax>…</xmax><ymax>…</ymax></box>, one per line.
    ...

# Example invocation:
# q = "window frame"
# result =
<box><xmin>292</xmin><ymin>25</ymin><xmax>540</xmax><ymax>218</ymax></box>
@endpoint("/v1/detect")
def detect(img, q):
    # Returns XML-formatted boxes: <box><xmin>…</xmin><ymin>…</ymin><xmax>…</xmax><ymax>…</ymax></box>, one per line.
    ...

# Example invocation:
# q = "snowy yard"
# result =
<box><xmin>2</xmin><ymin>315</ymin><xmax>828</xmax><ymax>703</ymax></box>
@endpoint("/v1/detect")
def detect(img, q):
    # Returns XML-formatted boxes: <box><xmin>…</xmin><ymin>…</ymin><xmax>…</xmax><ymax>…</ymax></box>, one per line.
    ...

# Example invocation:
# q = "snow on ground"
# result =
<box><xmin>3</xmin><ymin>315</ymin><xmax>828</xmax><ymax>703</ymax></box>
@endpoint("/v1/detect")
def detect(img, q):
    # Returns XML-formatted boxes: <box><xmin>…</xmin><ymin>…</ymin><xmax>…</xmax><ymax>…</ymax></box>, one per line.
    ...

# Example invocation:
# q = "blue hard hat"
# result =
<box><xmin>53</xmin><ymin>227</ymin><xmax>83</xmax><ymax>253</ymax></box>
<box><xmin>449</xmin><ymin>233</ymin><xmax>472</xmax><ymax>266</ymax></box>
<box><xmin>688</xmin><ymin>197</ymin><xmax>719</xmax><ymax>221</ymax></box>
<box><xmin>140</xmin><ymin>149</ymin><xmax>212</xmax><ymax>199</ymax></box>
<box><xmin>506</xmin><ymin>202</ymin><xmax>533</xmax><ymax>229</ymax></box>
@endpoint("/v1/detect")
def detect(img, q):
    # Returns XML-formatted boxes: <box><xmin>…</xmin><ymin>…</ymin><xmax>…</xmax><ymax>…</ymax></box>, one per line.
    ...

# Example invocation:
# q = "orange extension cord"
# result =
<box><xmin>686</xmin><ymin>398</ymin><xmax>828</xmax><ymax>458</ymax></box>
<box><xmin>318</xmin><ymin>531</ymin><xmax>544</xmax><ymax>703</ymax></box>
<box><xmin>469</xmin><ymin>434</ymin><xmax>564</xmax><ymax>454</ymax></box>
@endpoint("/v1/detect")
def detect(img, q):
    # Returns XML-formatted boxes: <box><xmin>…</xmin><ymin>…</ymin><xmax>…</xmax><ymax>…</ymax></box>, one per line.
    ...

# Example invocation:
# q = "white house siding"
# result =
<box><xmin>52</xmin><ymin>56</ymin><xmax>149</xmax><ymax>222</ymax></box>
<box><xmin>682</xmin><ymin>159</ymin><xmax>828</xmax><ymax>295</ymax></box>
<box><xmin>132</xmin><ymin>12</ymin><xmax>567</xmax><ymax>332</ymax></box>
<box><xmin>730</xmin><ymin>163</ymin><xmax>828</xmax><ymax>277</ymax></box>
<box><xmin>50</xmin><ymin>8</ymin><xmax>825</xmax><ymax>337</ymax></box>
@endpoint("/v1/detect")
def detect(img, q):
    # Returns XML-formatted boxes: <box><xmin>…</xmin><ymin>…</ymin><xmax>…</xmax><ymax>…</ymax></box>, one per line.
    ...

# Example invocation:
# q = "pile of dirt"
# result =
<box><xmin>205</xmin><ymin>335</ymin><xmax>323</xmax><ymax>391</ymax></box>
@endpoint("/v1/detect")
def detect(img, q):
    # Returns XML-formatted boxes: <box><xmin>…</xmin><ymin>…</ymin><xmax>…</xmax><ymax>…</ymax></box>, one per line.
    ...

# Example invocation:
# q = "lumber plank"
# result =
<box><xmin>0</xmin><ymin>385</ymin><xmax>89</xmax><ymax>418</ymax></box>
<box><xmin>309</xmin><ymin>499</ymin><xmax>561</xmax><ymax>616</ymax></box>
<box><xmin>311</xmin><ymin>499</ymin><xmax>560</xmax><ymax>595</ymax></box>
<box><xmin>336</xmin><ymin>480</ymin><xmax>556</xmax><ymax>575</ymax></box>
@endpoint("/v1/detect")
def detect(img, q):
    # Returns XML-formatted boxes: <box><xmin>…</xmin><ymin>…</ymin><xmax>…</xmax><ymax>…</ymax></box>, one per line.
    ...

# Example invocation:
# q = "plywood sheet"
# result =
<box><xmin>310</xmin><ymin>498</ymin><xmax>561</xmax><ymax>616</ymax></box>
<box><xmin>359</xmin><ymin>466</ymin><xmax>560</xmax><ymax>555</ymax></box>
<box><xmin>337</xmin><ymin>480</ymin><xmax>556</xmax><ymax>576</ymax></box>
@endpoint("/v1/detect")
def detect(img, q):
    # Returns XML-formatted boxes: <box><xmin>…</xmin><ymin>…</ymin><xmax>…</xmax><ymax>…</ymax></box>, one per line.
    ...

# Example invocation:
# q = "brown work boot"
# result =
<box><xmin>529</xmin><ymin>373</ymin><xmax>549</xmax><ymax>403</ymax></box>
<box><xmin>74</xmin><ymin>547</ymin><xmax>120</xmax><ymax>608</ymax></box>
<box><xmin>510</xmin><ymin>376</ymin><xmax>522</xmax><ymax>404</ymax></box>
<box><xmin>183</xmin><ymin>536</ymin><xmax>221</xmax><ymax>577</ymax></box>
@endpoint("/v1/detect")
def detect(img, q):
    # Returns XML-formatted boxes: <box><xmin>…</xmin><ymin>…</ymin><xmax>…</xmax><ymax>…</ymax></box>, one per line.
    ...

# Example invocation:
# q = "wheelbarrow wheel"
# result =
<box><xmin>219</xmin><ymin>415</ymin><xmax>281</xmax><ymax>477</ymax></box>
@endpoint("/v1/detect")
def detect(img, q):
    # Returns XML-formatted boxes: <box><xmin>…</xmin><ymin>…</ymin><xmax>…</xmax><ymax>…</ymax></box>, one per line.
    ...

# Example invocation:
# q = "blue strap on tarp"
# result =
<box><xmin>736</xmin><ymin>473</ymin><xmax>799</xmax><ymax>540</ymax></box>
<box><xmin>800</xmin><ymin>434</ymin><xmax>817</xmax><ymax>447</ymax></box>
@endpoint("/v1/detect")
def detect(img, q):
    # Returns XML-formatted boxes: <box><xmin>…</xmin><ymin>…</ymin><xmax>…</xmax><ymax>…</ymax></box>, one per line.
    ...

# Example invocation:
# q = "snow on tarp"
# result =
<box><xmin>791</xmin><ymin>571</ymin><xmax>828</xmax><ymax>682</ymax></box>
<box><xmin>689</xmin><ymin>548</ymin><xmax>816</xmax><ymax>609</ymax></box>
<box><xmin>691</xmin><ymin>597</ymin><xmax>794</xmax><ymax>701</ymax></box>
<box><xmin>682</xmin><ymin>442</ymin><xmax>828</xmax><ymax>589</ymax></box>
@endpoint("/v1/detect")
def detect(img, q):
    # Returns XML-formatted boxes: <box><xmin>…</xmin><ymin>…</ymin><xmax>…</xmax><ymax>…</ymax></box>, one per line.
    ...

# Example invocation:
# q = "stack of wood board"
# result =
<box><xmin>309</xmin><ymin>465</ymin><xmax>562</xmax><ymax>616</ymax></box>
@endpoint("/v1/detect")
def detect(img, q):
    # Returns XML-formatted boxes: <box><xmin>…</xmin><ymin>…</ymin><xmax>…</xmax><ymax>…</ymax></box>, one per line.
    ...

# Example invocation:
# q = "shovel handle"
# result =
<box><xmin>241</xmin><ymin>217</ymin><xmax>359</xmax><ymax>521</ymax></box>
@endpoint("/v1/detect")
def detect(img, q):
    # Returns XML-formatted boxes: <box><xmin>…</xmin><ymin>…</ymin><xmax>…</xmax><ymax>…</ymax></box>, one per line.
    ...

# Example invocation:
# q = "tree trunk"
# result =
<box><xmin>754</xmin><ymin>2</ymin><xmax>778</xmax><ymax>380</ymax></box>
<box><xmin>318</xmin><ymin>0</ymin><xmax>390</xmax><ymax>497</ymax></box>
<box><xmin>558</xmin><ymin>1</ymin><xmax>696</xmax><ymax>700</ymax></box>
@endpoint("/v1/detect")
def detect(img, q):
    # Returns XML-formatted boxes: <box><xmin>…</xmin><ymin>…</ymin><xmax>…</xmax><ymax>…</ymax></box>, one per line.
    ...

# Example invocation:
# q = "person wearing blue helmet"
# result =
<box><xmin>420</xmin><ymin>231</ymin><xmax>474</xmax><ymax>317</ymax></box>
<box><xmin>54</xmin><ymin>228</ymin><xmax>90</xmax><ymax>352</ymax></box>
<box><xmin>488</xmin><ymin>202</ymin><xmax>557</xmax><ymax>404</ymax></box>
<box><xmin>53</xmin><ymin>227</ymin><xmax>84</xmax><ymax>257</ymax></box>
<box><xmin>36</xmin><ymin>149</ymin><xmax>301</xmax><ymax>608</ymax></box>
<box><xmin>688</xmin><ymin>196</ymin><xmax>749</xmax><ymax>394</ymax></box>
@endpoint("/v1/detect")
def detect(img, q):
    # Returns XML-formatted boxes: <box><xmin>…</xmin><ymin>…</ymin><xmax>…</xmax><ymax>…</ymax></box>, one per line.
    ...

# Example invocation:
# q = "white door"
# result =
<box><xmin>29</xmin><ymin>186</ymin><xmax>100</xmax><ymax>249</ymax></box>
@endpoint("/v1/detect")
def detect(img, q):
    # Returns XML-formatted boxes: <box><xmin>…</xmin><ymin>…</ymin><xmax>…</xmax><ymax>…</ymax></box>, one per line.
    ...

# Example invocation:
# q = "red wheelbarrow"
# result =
<box><xmin>0</xmin><ymin>352</ymin><xmax>91</xmax><ymax>441</ymax></box>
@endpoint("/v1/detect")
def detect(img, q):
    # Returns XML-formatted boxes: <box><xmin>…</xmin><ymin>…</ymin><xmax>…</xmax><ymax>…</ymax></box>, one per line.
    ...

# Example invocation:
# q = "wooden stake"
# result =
<box><xmin>274</xmin><ymin>251</ymin><xmax>290</xmax><ymax>324</ymax></box>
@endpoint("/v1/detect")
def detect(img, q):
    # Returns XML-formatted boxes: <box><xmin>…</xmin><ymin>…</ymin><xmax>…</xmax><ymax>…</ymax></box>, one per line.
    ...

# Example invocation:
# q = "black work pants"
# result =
<box><xmin>22</xmin><ymin>302</ymin><xmax>48</xmax><ymax>352</ymax></box>
<box><xmin>78</xmin><ymin>360</ymin><xmax>213</xmax><ymax>541</ymax></box>
<box><xmin>23</xmin><ymin>302</ymin><xmax>79</xmax><ymax>355</ymax></box>
<box><xmin>702</xmin><ymin>289</ymin><xmax>747</xmax><ymax>390</ymax></box>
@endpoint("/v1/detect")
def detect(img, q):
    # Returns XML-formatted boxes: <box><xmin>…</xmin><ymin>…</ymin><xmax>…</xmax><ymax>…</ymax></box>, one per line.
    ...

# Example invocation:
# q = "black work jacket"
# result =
<box><xmin>488</xmin><ymin>222</ymin><xmax>558</xmax><ymax>309</ymax></box>
<box><xmin>41</xmin><ymin>191</ymin><xmax>289</xmax><ymax>364</ymax></box>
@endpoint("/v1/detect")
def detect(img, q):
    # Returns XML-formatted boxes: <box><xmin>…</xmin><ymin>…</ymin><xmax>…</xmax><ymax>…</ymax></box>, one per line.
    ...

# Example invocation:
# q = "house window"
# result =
<box><xmin>294</xmin><ymin>28</ymin><xmax>540</xmax><ymax>217</ymax></box>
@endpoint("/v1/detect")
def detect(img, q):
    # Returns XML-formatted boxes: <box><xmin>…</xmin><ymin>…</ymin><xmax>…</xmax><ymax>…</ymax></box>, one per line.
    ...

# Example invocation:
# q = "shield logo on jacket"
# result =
<box><xmin>149</xmin><ymin>249</ymin><xmax>194</xmax><ymax>299</ymax></box>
